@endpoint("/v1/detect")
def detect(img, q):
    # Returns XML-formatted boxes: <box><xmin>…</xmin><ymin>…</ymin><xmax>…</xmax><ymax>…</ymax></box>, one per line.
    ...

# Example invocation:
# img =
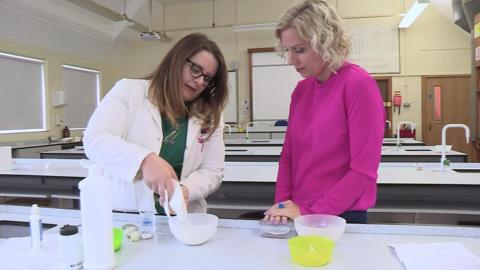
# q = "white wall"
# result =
<box><xmin>117</xmin><ymin>0</ymin><xmax>471</xmax><ymax>139</ymax></box>
<box><xmin>0</xmin><ymin>0</ymin><xmax>472</xmax><ymax>143</ymax></box>
<box><xmin>0</xmin><ymin>5</ymin><xmax>126</xmax><ymax>142</ymax></box>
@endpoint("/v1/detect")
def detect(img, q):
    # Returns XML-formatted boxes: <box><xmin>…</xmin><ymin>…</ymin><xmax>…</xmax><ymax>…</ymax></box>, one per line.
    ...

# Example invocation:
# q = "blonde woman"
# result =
<box><xmin>264</xmin><ymin>0</ymin><xmax>385</xmax><ymax>224</ymax></box>
<box><xmin>84</xmin><ymin>33</ymin><xmax>228</xmax><ymax>213</ymax></box>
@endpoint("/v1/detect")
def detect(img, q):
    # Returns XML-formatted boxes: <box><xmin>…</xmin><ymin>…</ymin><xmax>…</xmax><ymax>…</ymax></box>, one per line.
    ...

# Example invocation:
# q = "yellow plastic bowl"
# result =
<box><xmin>113</xmin><ymin>227</ymin><xmax>123</xmax><ymax>252</ymax></box>
<box><xmin>288</xmin><ymin>236</ymin><xmax>335</xmax><ymax>267</ymax></box>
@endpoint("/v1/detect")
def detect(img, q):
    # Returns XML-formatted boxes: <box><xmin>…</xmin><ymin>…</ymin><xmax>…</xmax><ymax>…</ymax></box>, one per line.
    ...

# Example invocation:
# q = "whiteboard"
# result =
<box><xmin>252</xmin><ymin>63</ymin><xmax>302</xmax><ymax>121</ymax></box>
<box><xmin>250</xmin><ymin>20</ymin><xmax>399</xmax><ymax>119</ymax></box>
<box><xmin>223</xmin><ymin>70</ymin><xmax>238</xmax><ymax>123</ymax></box>
<box><xmin>347</xmin><ymin>20</ymin><xmax>400</xmax><ymax>73</ymax></box>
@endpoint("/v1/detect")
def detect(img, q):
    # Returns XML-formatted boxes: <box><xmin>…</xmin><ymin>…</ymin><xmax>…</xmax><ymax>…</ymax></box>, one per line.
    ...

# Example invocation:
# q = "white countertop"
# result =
<box><xmin>224</xmin><ymin>138</ymin><xmax>425</xmax><ymax>146</ymax></box>
<box><xmin>39</xmin><ymin>148</ymin><xmax>86</xmax><ymax>155</ymax></box>
<box><xmin>247</xmin><ymin>126</ymin><xmax>287</xmax><ymax>132</ymax></box>
<box><xmin>1</xmin><ymin>159</ymin><xmax>480</xmax><ymax>186</ymax></box>
<box><xmin>225</xmin><ymin>146</ymin><xmax>282</xmax><ymax>156</ymax></box>
<box><xmin>0</xmin><ymin>140</ymin><xmax>81</xmax><ymax>150</ymax></box>
<box><xmin>42</xmin><ymin>146</ymin><xmax>467</xmax><ymax>158</ymax></box>
<box><xmin>0</xmin><ymin>205</ymin><xmax>479</xmax><ymax>270</ymax></box>
<box><xmin>382</xmin><ymin>138</ymin><xmax>424</xmax><ymax>144</ymax></box>
<box><xmin>0</xmin><ymin>159</ymin><xmax>87</xmax><ymax>177</ymax></box>
<box><xmin>224</xmin><ymin>145</ymin><xmax>466</xmax><ymax>157</ymax></box>
<box><xmin>381</xmin><ymin>146</ymin><xmax>466</xmax><ymax>156</ymax></box>
<box><xmin>225</xmin><ymin>138</ymin><xmax>285</xmax><ymax>145</ymax></box>
<box><xmin>223</xmin><ymin>161</ymin><xmax>480</xmax><ymax>184</ymax></box>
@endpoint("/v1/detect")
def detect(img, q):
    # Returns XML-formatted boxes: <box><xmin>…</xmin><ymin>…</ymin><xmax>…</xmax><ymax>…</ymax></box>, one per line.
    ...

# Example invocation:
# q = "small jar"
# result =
<box><xmin>59</xmin><ymin>225</ymin><xmax>83</xmax><ymax>270</ymax></box>
<box><xmin>139</xmin><ymin>211</ymin><xmax>156</xmax><ymax>237</ymax></box>
<box><xmin>63</xmin><ymin>126</ymin><xmax>70</xmax><ymax>138</ymax></box>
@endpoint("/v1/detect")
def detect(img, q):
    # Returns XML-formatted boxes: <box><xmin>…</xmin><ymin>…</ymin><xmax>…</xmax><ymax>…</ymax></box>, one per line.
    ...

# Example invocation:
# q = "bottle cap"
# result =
<box><xmin>31</xmin><ymin>204</ymin><xmax>40</xmax><ymax>215</ymax></box>
<box><xmin>60</xmin><ymin>225</ymin><xmax>79</xmax><ymax>236</ymax></box>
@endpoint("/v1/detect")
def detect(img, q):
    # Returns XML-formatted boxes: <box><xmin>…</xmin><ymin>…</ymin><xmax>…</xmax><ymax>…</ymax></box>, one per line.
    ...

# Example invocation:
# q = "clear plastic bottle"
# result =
<box><xmin>29</xmin><ymin>204</ymin><xmax>42</xmax><ymax>251</ymax></box>
<box><xmin>59</xmin><ymin>225</ymin><xmax>82</xmax><ymax>270</ymax></box>
<box><xmin>79</xmin><ymin>165</ymin><xmax>114</xmax><ymax>270</ymax></box>
<box><xmin>139</xmin><ymin>211</ymin><xmax>156</xmax><ymax>239</ymax></box>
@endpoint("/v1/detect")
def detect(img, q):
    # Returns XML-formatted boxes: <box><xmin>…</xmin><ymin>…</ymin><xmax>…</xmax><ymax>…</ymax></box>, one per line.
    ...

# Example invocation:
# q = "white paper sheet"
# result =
<box><xmin>389</xmin><ymin>242</ymin><xmax>480</xmax><ymax>270</ymax></box>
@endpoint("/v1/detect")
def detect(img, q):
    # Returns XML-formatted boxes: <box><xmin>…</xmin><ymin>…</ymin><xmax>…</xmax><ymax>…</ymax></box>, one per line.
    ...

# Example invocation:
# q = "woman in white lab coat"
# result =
<box><xmin>83</xmin><ymin>33</ymin><xmax>228</xmax><ymax>213</ymax></box>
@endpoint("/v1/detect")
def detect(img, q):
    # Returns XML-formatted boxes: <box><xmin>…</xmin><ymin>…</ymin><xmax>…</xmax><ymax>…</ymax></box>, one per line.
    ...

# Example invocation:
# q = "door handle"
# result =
<box><xmin>428</xmin><ymin>124</ymin><xmax>433</xmax><ymax>131</ymax></box>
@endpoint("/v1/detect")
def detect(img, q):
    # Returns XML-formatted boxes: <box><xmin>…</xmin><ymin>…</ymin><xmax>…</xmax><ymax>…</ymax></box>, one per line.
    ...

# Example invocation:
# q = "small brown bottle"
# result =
<box><xmin>63</xmin><ymin>126</ymin><xmax>70</xmax><ymax>138</ymax></box>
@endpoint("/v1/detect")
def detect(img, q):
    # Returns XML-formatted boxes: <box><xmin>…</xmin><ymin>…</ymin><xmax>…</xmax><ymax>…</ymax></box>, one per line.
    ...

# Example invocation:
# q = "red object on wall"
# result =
<box><xmin>393</xmin><ymin>94</ymin><xmax>402</xmax><ymax>106</ymax></box>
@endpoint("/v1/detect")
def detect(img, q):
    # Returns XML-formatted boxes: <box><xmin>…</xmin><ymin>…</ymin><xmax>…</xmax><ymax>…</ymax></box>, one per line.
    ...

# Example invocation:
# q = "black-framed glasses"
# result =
<box><xmin>186</xmin><ymin>59</ymin><xmax>215</xmax><ymax>87</ymax></box>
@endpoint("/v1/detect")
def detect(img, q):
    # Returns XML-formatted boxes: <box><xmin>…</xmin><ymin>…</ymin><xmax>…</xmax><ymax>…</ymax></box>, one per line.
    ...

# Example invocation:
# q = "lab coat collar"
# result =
<box><xmin>144</xmin><ymin>88</ymin><xmax>163</xmax><ymax>131</ymax></box>
<box><xmin>186</xmin><ymin>116</ymin><xmax>202</xmax><ymax>149</ymax></box>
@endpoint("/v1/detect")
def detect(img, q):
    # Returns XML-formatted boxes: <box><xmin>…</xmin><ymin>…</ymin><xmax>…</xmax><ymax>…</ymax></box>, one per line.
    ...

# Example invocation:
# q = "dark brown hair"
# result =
<box><xmin>144</xmin><ymin>33</ymin><xmax>228</xmax><ymax>136</ymax></box>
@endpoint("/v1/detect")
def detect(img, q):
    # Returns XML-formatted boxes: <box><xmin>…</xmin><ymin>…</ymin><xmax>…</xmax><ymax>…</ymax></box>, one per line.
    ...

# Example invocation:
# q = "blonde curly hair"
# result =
<box><xmin>275</xmin><ymin>0</ymin><xmax>351</xmax><ymax>72</ymax></box>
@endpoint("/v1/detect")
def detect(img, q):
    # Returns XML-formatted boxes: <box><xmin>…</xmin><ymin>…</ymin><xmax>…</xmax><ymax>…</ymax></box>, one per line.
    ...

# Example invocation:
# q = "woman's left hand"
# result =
<box><xmin>263</xmin><ymin>200</ymin><xmax>301</xmax><ymax>224</ymax></box>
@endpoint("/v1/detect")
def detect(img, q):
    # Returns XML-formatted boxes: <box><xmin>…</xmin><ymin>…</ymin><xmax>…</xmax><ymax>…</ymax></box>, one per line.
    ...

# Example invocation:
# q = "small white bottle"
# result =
<box><xmin>139</xmin><ymin>211</ymin><xmax>156</xmax><ymax>239</ymax></box>
<box><xmin>29</xmin><ymin>204</ymin><xmax>42</xmax><ymax>251</ymax></box>
<box><xmin>79</xmin><ymin>164</ymin><xmax>114</xmax><ymax>270</ymax></box>
<box><xmin>59</xmin><ymin>225</ymin><xmax>83</xmax><ymax>270</ymax></box>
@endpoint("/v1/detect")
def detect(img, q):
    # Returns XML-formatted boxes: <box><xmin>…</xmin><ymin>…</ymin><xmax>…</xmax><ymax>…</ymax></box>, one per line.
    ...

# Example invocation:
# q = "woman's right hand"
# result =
<box><xmin>140</xmin><ymin>153</ymin><xmax>177</xmax><ymax>204</ymax></box>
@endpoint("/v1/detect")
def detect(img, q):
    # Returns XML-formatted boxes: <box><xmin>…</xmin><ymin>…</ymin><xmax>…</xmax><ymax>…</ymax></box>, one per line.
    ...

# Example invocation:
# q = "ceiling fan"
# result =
<box><xmin>65</xmin><ymin>0</ymin><xmax>148</xmax><ymax>37</ymax></box>
<box><xmin>140</xmin><ymin>0</ymin><xmax>172</xmax><ymax>42</ymax></box>
<box><xmin>115</xmin><ymin>1</ymin><xmax>135</xmax><ymax>27</ymax></box>
<box><xmin>111</xmin><ymin>0</ymin><xmax>135</xmax><ymax>35</ymax></box>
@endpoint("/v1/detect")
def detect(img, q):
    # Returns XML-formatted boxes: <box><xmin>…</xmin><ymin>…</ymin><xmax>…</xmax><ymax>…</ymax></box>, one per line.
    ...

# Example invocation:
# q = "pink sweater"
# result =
<box><xmin>275</xmin><ymin>62</ymin><xmax>385</xmax><ymax>215</ymax></box>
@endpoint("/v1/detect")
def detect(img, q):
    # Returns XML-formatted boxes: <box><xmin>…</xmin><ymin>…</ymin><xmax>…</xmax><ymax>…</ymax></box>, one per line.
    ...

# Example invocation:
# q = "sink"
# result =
<box><xmin>404</xmin><ymin>149</ymin><xmax>431</xmax><ymax>152</ymax></box>
<box><xmin>0</xmin><ymin>221</ymin><xmax>56</xmax><ymax>238</ymax></box>
<box><xmin>452</xmin><ymin>169</ymin><xmax>480</xmax><ymax>173</ymax></box>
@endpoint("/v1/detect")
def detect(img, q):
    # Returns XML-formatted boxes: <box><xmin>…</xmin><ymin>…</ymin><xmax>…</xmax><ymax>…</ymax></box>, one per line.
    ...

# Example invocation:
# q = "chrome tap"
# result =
<box><xmin>440</xmin><ymin>124</ymin><xmax>470</xmax><ymax>171</ymax></box>
<box><xmin>224</xmin><ymin>123</ymin><xmax>232</xmax><ymax>135</ymax></box>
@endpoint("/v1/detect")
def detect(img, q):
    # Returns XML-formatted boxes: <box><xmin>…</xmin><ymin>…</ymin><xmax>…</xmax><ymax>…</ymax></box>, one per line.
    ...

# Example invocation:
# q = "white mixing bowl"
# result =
<box><xmin>168</xmin><ymin>213</ymin><xmax>218</xmax><ymax>245</ymax></box>
<box><xmin>294</xmin><ymin>214</ymin><xmax>346</xmax><ymax>242</ymax></box>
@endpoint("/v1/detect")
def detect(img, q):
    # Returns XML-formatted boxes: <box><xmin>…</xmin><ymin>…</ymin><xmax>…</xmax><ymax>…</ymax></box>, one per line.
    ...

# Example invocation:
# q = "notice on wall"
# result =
<box><xmin>346</xmin><ymin>18</ymin><xmax>400</xmax><ymax>74</ymax></box>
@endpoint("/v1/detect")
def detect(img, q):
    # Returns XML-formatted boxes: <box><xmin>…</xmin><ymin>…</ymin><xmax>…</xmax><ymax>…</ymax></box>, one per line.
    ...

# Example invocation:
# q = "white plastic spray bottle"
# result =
<box><xmin>29</xmin><ymin>204</ymin><xmax>42</xmax><ymax>251</ymax></box>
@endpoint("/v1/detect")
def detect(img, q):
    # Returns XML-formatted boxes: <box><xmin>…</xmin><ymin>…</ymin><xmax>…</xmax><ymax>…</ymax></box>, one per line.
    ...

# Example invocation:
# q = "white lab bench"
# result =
<box><xmin>40</xmin><ymin>145</ymin><xmax>467</xmax><ymax>163</ymax></box>
<box><xmin>224</xmin><ymin>145</ymin><xmax>467</xmax><ymax>162</ymax></box>
<box><xmin>0</xmin><ymin>205</ymin><xmax>479</xmax><ymax>270</ymax></box>
<box><xmin>0</xmin><ymin>159</ymin><xmax>479</xmax><ymax>225</ymax></box>
<box><xmin>224</xmin><ymin>126</ymin><xmax>287</xmax><ymax>140</ymax></box>
<box><xmin>0</xmin><ymin>140</ymin><xmax>82</xmax><ymax>158</ymax></box>
<box><xmin>224</xmin><ymin>138</ymin><xmax>425</xmax><ymax>146</ymax></box>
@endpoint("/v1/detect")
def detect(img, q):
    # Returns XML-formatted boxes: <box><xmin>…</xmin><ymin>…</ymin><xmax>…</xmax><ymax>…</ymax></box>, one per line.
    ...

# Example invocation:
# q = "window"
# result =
<box><xmin>0</xmin><ymin>52</ymin><xmax>46</xmax><ymax>134</ymax></box>
<box><xmin>62</xmin><ymin>65</ymin><xmax>100</xmax><ymax>129</ymax></box>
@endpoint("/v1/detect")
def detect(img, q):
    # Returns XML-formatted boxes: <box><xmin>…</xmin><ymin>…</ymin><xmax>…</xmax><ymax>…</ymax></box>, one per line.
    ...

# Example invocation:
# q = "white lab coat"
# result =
<box><xmin>83</xmin><ymin>79</ymin><xmax>225</xmax><ymax>213</ymax></box>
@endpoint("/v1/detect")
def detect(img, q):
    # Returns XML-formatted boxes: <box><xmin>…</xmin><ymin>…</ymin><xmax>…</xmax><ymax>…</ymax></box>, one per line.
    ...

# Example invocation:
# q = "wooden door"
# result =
<box><xmin>374</xmin><ymin>77</ymin><xmax>392</xmax><ymax>137</ymax></box>
<box><xmin>422</xmin><ymin>75</ymin><xmax>472</xmax><ymax>160</ymax></box>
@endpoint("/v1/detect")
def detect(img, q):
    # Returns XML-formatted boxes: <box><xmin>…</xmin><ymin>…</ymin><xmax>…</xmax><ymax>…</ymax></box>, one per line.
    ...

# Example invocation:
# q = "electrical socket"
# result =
<box><xmin>55</xmin><ymin>114</ymin><xmax>64</xmax><ymax>126</ymax></box>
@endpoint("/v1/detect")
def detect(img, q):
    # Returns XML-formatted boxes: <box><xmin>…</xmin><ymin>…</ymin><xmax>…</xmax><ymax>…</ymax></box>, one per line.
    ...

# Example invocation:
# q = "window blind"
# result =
<box><xmin>62</xmin><ymin>65</ymin><xmax>99</xmax><ymax>129</ymax></box>
<box><xmin>0</xmin><ymin>52</ymin><xmax>45</xmax><ymax>133</ymax></box>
